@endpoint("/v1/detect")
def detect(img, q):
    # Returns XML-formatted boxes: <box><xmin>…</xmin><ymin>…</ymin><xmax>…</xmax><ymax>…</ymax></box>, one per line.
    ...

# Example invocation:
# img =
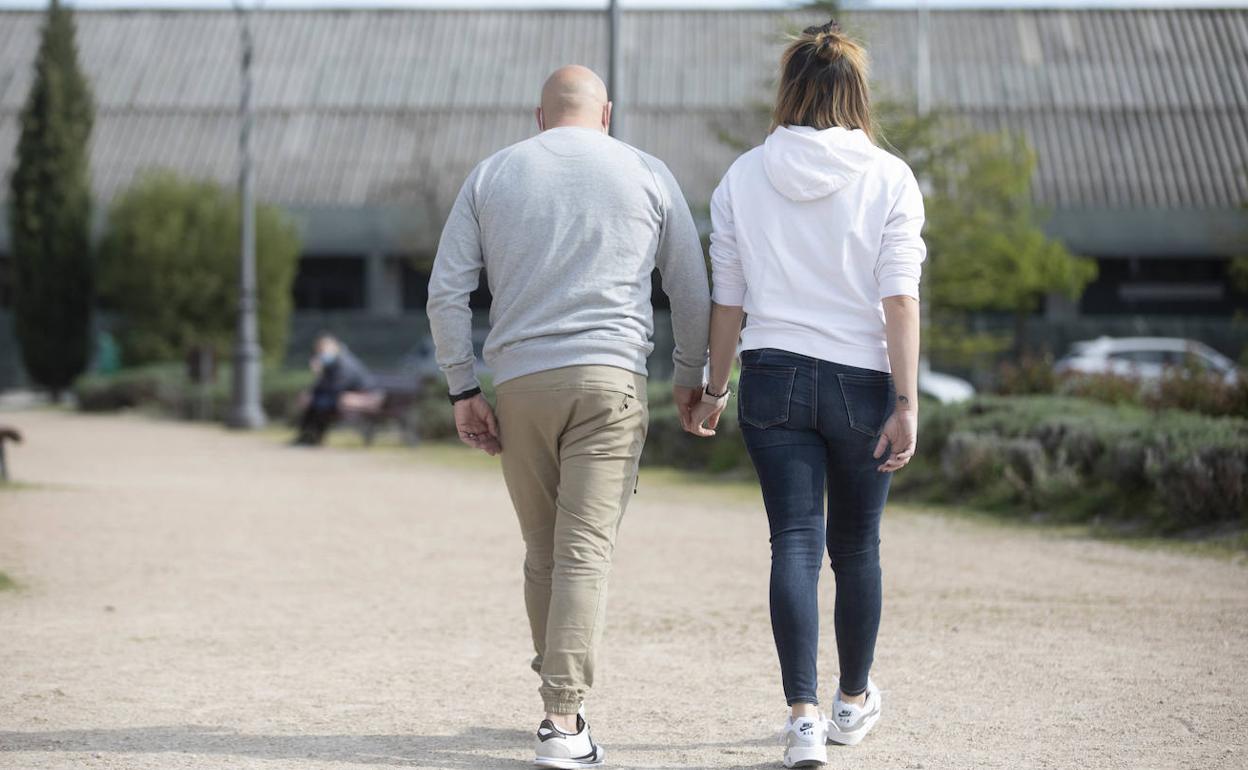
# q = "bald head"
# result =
<box><xmin>537</xmin><ymin>65</ymin><xmax>611</xmax><ymax>133</ymax></box>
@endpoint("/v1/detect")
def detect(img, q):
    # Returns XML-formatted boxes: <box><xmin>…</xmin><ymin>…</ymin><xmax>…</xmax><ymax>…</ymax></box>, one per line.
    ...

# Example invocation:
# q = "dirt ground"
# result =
<box><xmin>0</xmin><ymin>408</ymin><xmax>1245</xmax><ymax>770</ymax></box>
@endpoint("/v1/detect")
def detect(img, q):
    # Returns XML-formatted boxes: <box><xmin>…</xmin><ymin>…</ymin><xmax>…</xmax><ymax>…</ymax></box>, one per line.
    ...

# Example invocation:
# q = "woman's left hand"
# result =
<box><xmin>686</xmin><ymin>400</ymin><xmax>725</xmax><ymax>438</ymax></box>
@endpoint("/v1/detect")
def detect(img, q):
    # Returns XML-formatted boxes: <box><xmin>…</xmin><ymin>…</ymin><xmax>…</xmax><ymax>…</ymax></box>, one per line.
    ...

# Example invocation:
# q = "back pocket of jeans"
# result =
<box><xmin>738</xmin><ymin>366</ymin><xmax>797</xmax><ymax>429</ymax></box>
<box><xmin>837</xmin><ymin>372</ymin><xmax>893</xmax><ymax>437</ymax></box>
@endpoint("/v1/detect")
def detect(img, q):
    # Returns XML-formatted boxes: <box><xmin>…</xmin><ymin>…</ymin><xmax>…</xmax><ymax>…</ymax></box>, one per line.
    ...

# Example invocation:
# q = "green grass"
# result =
<box><xmin>0</xmin><ymin>480</ymin><xmax>45</xmax><ymax>492</ymax></box>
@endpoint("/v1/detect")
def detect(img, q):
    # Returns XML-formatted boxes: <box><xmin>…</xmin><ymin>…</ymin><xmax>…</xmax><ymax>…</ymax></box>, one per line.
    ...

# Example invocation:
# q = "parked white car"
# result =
<box><xmin>919</xmin><ymin>363</ymin><xmax>976</xmax><ymax>404</ymax></box>
<box><xmin>1054</xmin><ymin>337</ymin><xmax>1239</xmax><ymax>383</ymax></box>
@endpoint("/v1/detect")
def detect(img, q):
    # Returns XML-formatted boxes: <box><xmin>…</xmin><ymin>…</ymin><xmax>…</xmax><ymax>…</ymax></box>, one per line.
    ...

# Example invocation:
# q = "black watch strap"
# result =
<box><xmin>705</xmin><ymin>385</ymin><xmax>729</xmax><ymax>399</ymax></box>
<box><xmin>448</xmin><ymin>386</ymin><xmax>482</xmax><ymax>404</ymax></box>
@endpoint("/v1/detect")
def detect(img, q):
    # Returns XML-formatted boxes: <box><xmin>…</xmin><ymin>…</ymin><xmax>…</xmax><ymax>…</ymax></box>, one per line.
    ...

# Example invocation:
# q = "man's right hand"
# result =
<box><xmin>672</xmin><ymin>385</ymin><xmax>701</xmax><ymax>432</ymax></box>
<box><xmin>453</xmin><ymin>394</ymin><xmax>501</xmax><ymax>456</ymax></box>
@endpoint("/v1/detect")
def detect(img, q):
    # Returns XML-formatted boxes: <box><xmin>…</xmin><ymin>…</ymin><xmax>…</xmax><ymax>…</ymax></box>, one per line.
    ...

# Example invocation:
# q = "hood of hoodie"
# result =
<box><xmin>762</xmin><ymin>125</ymin><xmax>877</xmax><ymax>202</ymax></box>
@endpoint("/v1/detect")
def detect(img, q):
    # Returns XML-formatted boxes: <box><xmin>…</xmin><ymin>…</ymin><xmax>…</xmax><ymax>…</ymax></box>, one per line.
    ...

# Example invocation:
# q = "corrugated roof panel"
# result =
<box><xmin>1</xmin><ymin>8</ymin><xmax>1246</xmax><ymax>215</ymax></box>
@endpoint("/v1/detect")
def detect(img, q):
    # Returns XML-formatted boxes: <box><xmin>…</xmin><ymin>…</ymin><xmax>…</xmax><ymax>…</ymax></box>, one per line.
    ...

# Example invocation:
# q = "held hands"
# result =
<box><xmin>453</xmin><ymin>394</ymin><xmax>501</xmax><ymax>456</ymax></box>
<box><xmin>673</xmin><ymin>385</ymin><xmax>700</xmax><ymax>433</ymax></box>
<box><xmin>686</xmin><ymin>397</ymin><xmax>726</xmax><ymax>438</ymax></box>
<box><xmin>874</xmin><ymin>405</ymin><xmax>918</xmax><ymax>472</ymax></box>
<box><xmin>677</xmin><ymin>384</ymin><xmax>727</xmax><ymax>438</ymax></box>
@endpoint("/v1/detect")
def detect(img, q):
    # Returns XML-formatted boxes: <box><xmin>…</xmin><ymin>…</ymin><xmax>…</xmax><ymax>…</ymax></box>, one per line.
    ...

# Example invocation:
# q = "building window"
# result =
<box><xmin>292</xmin><ymin>256</ymin><xmax>366</xmax><ymax>311</ymax></box>
<box><xmin>1079</xmin><ymin>256</ymin><xmax>1242</xmax><ymax>316</ymax></box>
<box><xmin>401</xmin><ymin>258</ymin><xmax>429</xmax><ymax>311</ymax></box>
<box><xmin>402</xmin><ymin>258</ymin><xmax>493</xmax><ymax>311</ymax></box>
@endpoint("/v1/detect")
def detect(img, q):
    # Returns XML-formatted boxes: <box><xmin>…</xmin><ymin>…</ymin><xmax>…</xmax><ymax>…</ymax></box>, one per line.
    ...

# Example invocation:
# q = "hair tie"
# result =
<box><xmin>802</xmin><ymin>18</ymin><xmax>841</xmax><ymax>37</ymax></box>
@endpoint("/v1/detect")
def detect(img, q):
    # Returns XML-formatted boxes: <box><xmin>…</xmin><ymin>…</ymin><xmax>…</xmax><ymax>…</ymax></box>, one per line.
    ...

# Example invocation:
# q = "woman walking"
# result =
<box><xmin>687</xmin><ymin>19</ymin><xmax>925</xmax><ymax>768</ymax></box>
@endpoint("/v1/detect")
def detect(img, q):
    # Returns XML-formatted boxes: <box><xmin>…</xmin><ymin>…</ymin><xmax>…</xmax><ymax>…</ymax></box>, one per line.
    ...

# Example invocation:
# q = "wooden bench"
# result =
<box><xmin>0</xmin><ymin>426</ymin><xmax>22</xmax><ymax>482</ymax></box>
<box><xmin>338</xmin><ymin>389</ymin><xmax>422</xmax><ymax>446</ymax></box>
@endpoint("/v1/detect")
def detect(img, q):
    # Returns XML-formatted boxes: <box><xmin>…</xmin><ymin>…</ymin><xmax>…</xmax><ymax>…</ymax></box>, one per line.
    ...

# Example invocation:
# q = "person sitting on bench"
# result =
<box><xmin>294</xmin><ymin>333</ymin><xmax>378</xmax><ymax>446</ymax></box>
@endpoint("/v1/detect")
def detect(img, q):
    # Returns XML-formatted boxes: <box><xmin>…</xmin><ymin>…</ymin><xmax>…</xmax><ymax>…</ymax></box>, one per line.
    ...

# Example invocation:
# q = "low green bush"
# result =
<box><xmin>894</xmin><ymin>396</ymin><xmax>1248</xmax><ymax>533</ymax></box>
<box><xmin>1056</xmin><ymin>371</ymin><xmax>1141</xmax><ymax>405</ymax></box>
<box><xmin>80</xmin><ymin>364</ymin><xmax>1245</xmax><ymax>536</ymax></box>
<box><xmin>995</xmin><ymin>355</ymin><xmax>1059</xmax><ymax>395</ymax></box>
<box><xmin>76</xmin><ymin>363</ymin><xmax>312</xmax><ymax>422</ymax></box>
<box><xmin>1001</xmin><ymin>362</ymin><xmax>1248</xmax><ymax>419</ymax></box>
<box><xmin>1150</xmin><ymin>367</ymin><xmax>1248</xmax><ymax>418</ymax></box>
<box><xmin>98</xmin><ymin>171</ymin><xmax>300</xmax><ymax>367</ymax></box>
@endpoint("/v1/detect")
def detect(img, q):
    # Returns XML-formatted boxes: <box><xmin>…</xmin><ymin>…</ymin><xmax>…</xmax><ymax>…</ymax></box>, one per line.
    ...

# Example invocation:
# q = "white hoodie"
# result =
<box><xmin>709</xmin><ymin>125</ymin><xmax>926</xmax><ymax>373</ymax></box>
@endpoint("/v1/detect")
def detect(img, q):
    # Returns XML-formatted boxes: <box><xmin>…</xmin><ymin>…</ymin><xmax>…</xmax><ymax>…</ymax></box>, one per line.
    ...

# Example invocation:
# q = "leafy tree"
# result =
<box><xmin>714</xmin><ymin>13</ymin><xmax>1097</xmax><ymax>366</ymax></box>
<box><xmin>1233</xmin><ymin>256</ymin><xmax>1248</xmax><ymax>294</ymax></box>
<box><xmin>714</xmin><ymin>94</ymin><xmax>1095</xmax><ymax>366</ymax></box>
<box><xmin>880</xmin><ymin>109</ymin><xmax>1097</xmax><ymax>362</ymax></box>
<box><xmin>1231</xmin><ymin>202</ymin><xmax>1248</xmax><ymax>299</ymax></box>
<box><xmin>8</xmin><ymin>0</ymin><xmax>94</xmax><ymax>397</ymax></box>
<box><xmin>97</xmin><ymin>171</ymin><xmax>300</xmax><ymax>366</ymax></box>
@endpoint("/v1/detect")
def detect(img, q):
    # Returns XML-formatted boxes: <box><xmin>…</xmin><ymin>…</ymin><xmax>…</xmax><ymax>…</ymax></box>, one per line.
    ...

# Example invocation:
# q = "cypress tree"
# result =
<box><xmin>8</xmin><ymin>0</ymin><xmax>95</xmax><ymax>397</ymax></box>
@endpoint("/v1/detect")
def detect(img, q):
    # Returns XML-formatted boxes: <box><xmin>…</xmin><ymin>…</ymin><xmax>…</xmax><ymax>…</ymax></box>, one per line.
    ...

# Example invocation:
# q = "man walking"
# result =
<box><xmin>426</xmin><ymin>65</ymin><xmax>710</xmax><ymax>767</ymax></box>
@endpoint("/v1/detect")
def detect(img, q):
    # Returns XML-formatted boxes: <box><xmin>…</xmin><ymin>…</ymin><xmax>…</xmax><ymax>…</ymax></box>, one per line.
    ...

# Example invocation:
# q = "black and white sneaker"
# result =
<box><xmin>534</xmin><ymin>713</ymin><xmax>604</xmax><ymax>769</ymax></box>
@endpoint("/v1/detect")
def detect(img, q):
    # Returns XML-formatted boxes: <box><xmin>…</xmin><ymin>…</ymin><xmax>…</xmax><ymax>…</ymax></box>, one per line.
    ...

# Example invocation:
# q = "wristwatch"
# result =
<box><xmin>701</xmin><ymin>385</ymin><xmax>731</xmax><ymax>408</ymax></box>
<box><xmin>448</xmin><ymin>386</ymin><xmax>482</xmax><ymax>404</ymax></box>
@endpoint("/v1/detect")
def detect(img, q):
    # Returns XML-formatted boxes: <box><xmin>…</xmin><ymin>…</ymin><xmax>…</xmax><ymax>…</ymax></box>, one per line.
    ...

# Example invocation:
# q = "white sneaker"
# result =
<box><xmin>827</xmin><ymin>679</ymin><xmax>881</xmax><ymax>746</ymax></box>
<box><xmin>781</xmin><ymin>713</ymin><xmax>828</xmax><ymax>768</ymax></box>
<box><xmin>534</xmin><ymin>713</ymin><xmax>604</xmax><ymax>769</ymax></box>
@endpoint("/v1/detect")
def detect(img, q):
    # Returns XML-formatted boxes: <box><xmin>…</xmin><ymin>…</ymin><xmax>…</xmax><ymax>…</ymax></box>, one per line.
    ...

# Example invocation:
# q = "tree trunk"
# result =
<box><xmin>1014</xmin><ymin>311</ymin><xmax>1030</xmax><ymax>358</ymax></box>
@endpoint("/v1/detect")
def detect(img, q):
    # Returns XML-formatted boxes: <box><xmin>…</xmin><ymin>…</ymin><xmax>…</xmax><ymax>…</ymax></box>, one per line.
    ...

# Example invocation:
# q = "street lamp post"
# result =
<box><xmin>916</xmin><ymin>0</ymin><xmax>932</xmax><ymax>370</ymax></box>
<box><xmin>916</xmin><ymin>0</ymin><xmax>931</xmax><ymax>118</ymax></box>
<box><xmin>228</xmin><ymin>1</ymin><xmax>265</xmax><ymax>429</ymax></box>
<box><xmin>607</xmin><ymin>0</ymin><xmax>620</xmax><ymax>138</ymax></box>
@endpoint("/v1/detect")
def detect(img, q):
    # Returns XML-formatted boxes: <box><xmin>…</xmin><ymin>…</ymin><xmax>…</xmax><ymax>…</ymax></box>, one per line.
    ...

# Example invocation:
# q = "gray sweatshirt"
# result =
<box><xmin>426</xmin><ymin>126</ymin><xmax>711</xmax><ymax>393</ymax></box>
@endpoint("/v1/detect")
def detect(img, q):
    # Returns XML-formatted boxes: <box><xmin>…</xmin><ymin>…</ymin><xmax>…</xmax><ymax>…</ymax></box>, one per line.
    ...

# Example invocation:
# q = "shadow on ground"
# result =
<box><xmin>0</xmin><ymin>725</ymin><xmax>784</xmax><ymax>769</ymax></box>
<box><xmin>0</xmin><ymin>725</ymin><xmax>532</xmax><ymax>768</ymax></box>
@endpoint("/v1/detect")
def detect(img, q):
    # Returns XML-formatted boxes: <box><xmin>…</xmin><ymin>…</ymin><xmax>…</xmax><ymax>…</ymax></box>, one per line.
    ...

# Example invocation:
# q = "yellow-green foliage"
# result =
<box><xmin>97</xmin><ymin>171</ymin><xmax>301</xmax><ymax>366</ymax></box>
<box><xmin>878</xmin><ymin>105</ymin><xmax>1099</xmax><ymax>366</ymax></box>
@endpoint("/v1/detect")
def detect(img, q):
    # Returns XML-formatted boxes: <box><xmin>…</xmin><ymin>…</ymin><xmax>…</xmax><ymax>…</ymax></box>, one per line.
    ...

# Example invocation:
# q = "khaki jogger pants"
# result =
<box><xmin>495</xmin><ymin>365</ymin><xmax>648</xmax><ymax>714</ymax></box>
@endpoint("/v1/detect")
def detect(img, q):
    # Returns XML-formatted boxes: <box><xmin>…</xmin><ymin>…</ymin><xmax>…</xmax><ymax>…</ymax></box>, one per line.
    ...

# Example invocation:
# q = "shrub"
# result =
<box><xmin>9</xmin><ymin>1</ymin><xmax>95</xmax><ymax>396</ymax></box>
<box><xmin>76</xmin><ymin>363</ymin><xmax>312</xmax><ymax>422</ymax></box>
<box><xmin>1147</xmin><ymin>367</ymin><xmax>1248</xmax><ymax>418</ymax></box>
<box><xmin>1057</xmin><ymin>368</ymin><xmax>1248</xmax><ymax>418</ymax></box>
<box><xmin>995</xmin><ymin>355</ymin><xmax>1058</xmax><ymax>395</ymax></box>
<box><xmin>1057</xmin><ymin>372</ymin><xmax>1142</xmax><ymax>405</ymax></box>
<box><xmin>97</xmin><ymin>171</ymin><xmax>300</xmax><ymax>367</ymax></box>
<box><xmin>898</xmin><ymin>396</ymin><xmax>1248</xmax><ymax>533</ymax></box>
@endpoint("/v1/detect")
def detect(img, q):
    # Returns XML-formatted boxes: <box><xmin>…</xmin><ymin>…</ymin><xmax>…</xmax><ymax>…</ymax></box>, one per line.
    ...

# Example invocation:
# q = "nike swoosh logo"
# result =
<box><xmin>834</xmin><ymin>705</ymin><xmax>880</xmax><ymax>732</ymax></box>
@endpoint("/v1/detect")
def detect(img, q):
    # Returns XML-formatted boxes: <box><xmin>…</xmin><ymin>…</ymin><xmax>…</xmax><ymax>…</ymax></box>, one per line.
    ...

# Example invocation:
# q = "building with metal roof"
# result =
<box><xmin>0</xmin><ymin>7</ymin><xmax>1246</xmax><ymax>324</ymax></box>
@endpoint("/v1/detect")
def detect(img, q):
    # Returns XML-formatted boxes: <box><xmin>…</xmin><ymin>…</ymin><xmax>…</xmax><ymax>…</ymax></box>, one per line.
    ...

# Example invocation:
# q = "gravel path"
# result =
<box><xmin>1</xmin><ymin>409</ymin><xmax>1245</xmax><ymax>770</ymax></box>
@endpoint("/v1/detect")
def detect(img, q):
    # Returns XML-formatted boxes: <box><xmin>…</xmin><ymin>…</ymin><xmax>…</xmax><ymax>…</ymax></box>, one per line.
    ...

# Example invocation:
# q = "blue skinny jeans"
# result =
<box><xmin>738</xmin><ymin>347</ymin><xmax>895</xmax><ymax>704</ymax></box>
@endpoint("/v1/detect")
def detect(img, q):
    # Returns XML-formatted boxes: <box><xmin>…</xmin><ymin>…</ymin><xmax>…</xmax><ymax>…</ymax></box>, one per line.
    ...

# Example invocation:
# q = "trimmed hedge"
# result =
<box><xmin>895</xmin><ymin>396</ymin><xmax>1248</xmax><ymax>533</ymax></box>
<box><xmin>644</xmin><ymin>386</ymin><xmax>1248</xmax><ymax>534</ymax></box>
<box><xmin>77</xmin><ymin>366</ymin><xmax>1246</xmax><ymax>535</ymax></box>
<box><xmin>75</xmin><ymin>363</ymin><xmax>313</xmax><ymax>422</ymax></box>
<box><xmin>995</xmin><ymin>356</ymin><xmax>1248</xmax><ymax>418</ymax></box>
<box><xmin>76</xmin><ymin>363</ymin><xmax>466</xmax><ymax>437</ymax></box>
